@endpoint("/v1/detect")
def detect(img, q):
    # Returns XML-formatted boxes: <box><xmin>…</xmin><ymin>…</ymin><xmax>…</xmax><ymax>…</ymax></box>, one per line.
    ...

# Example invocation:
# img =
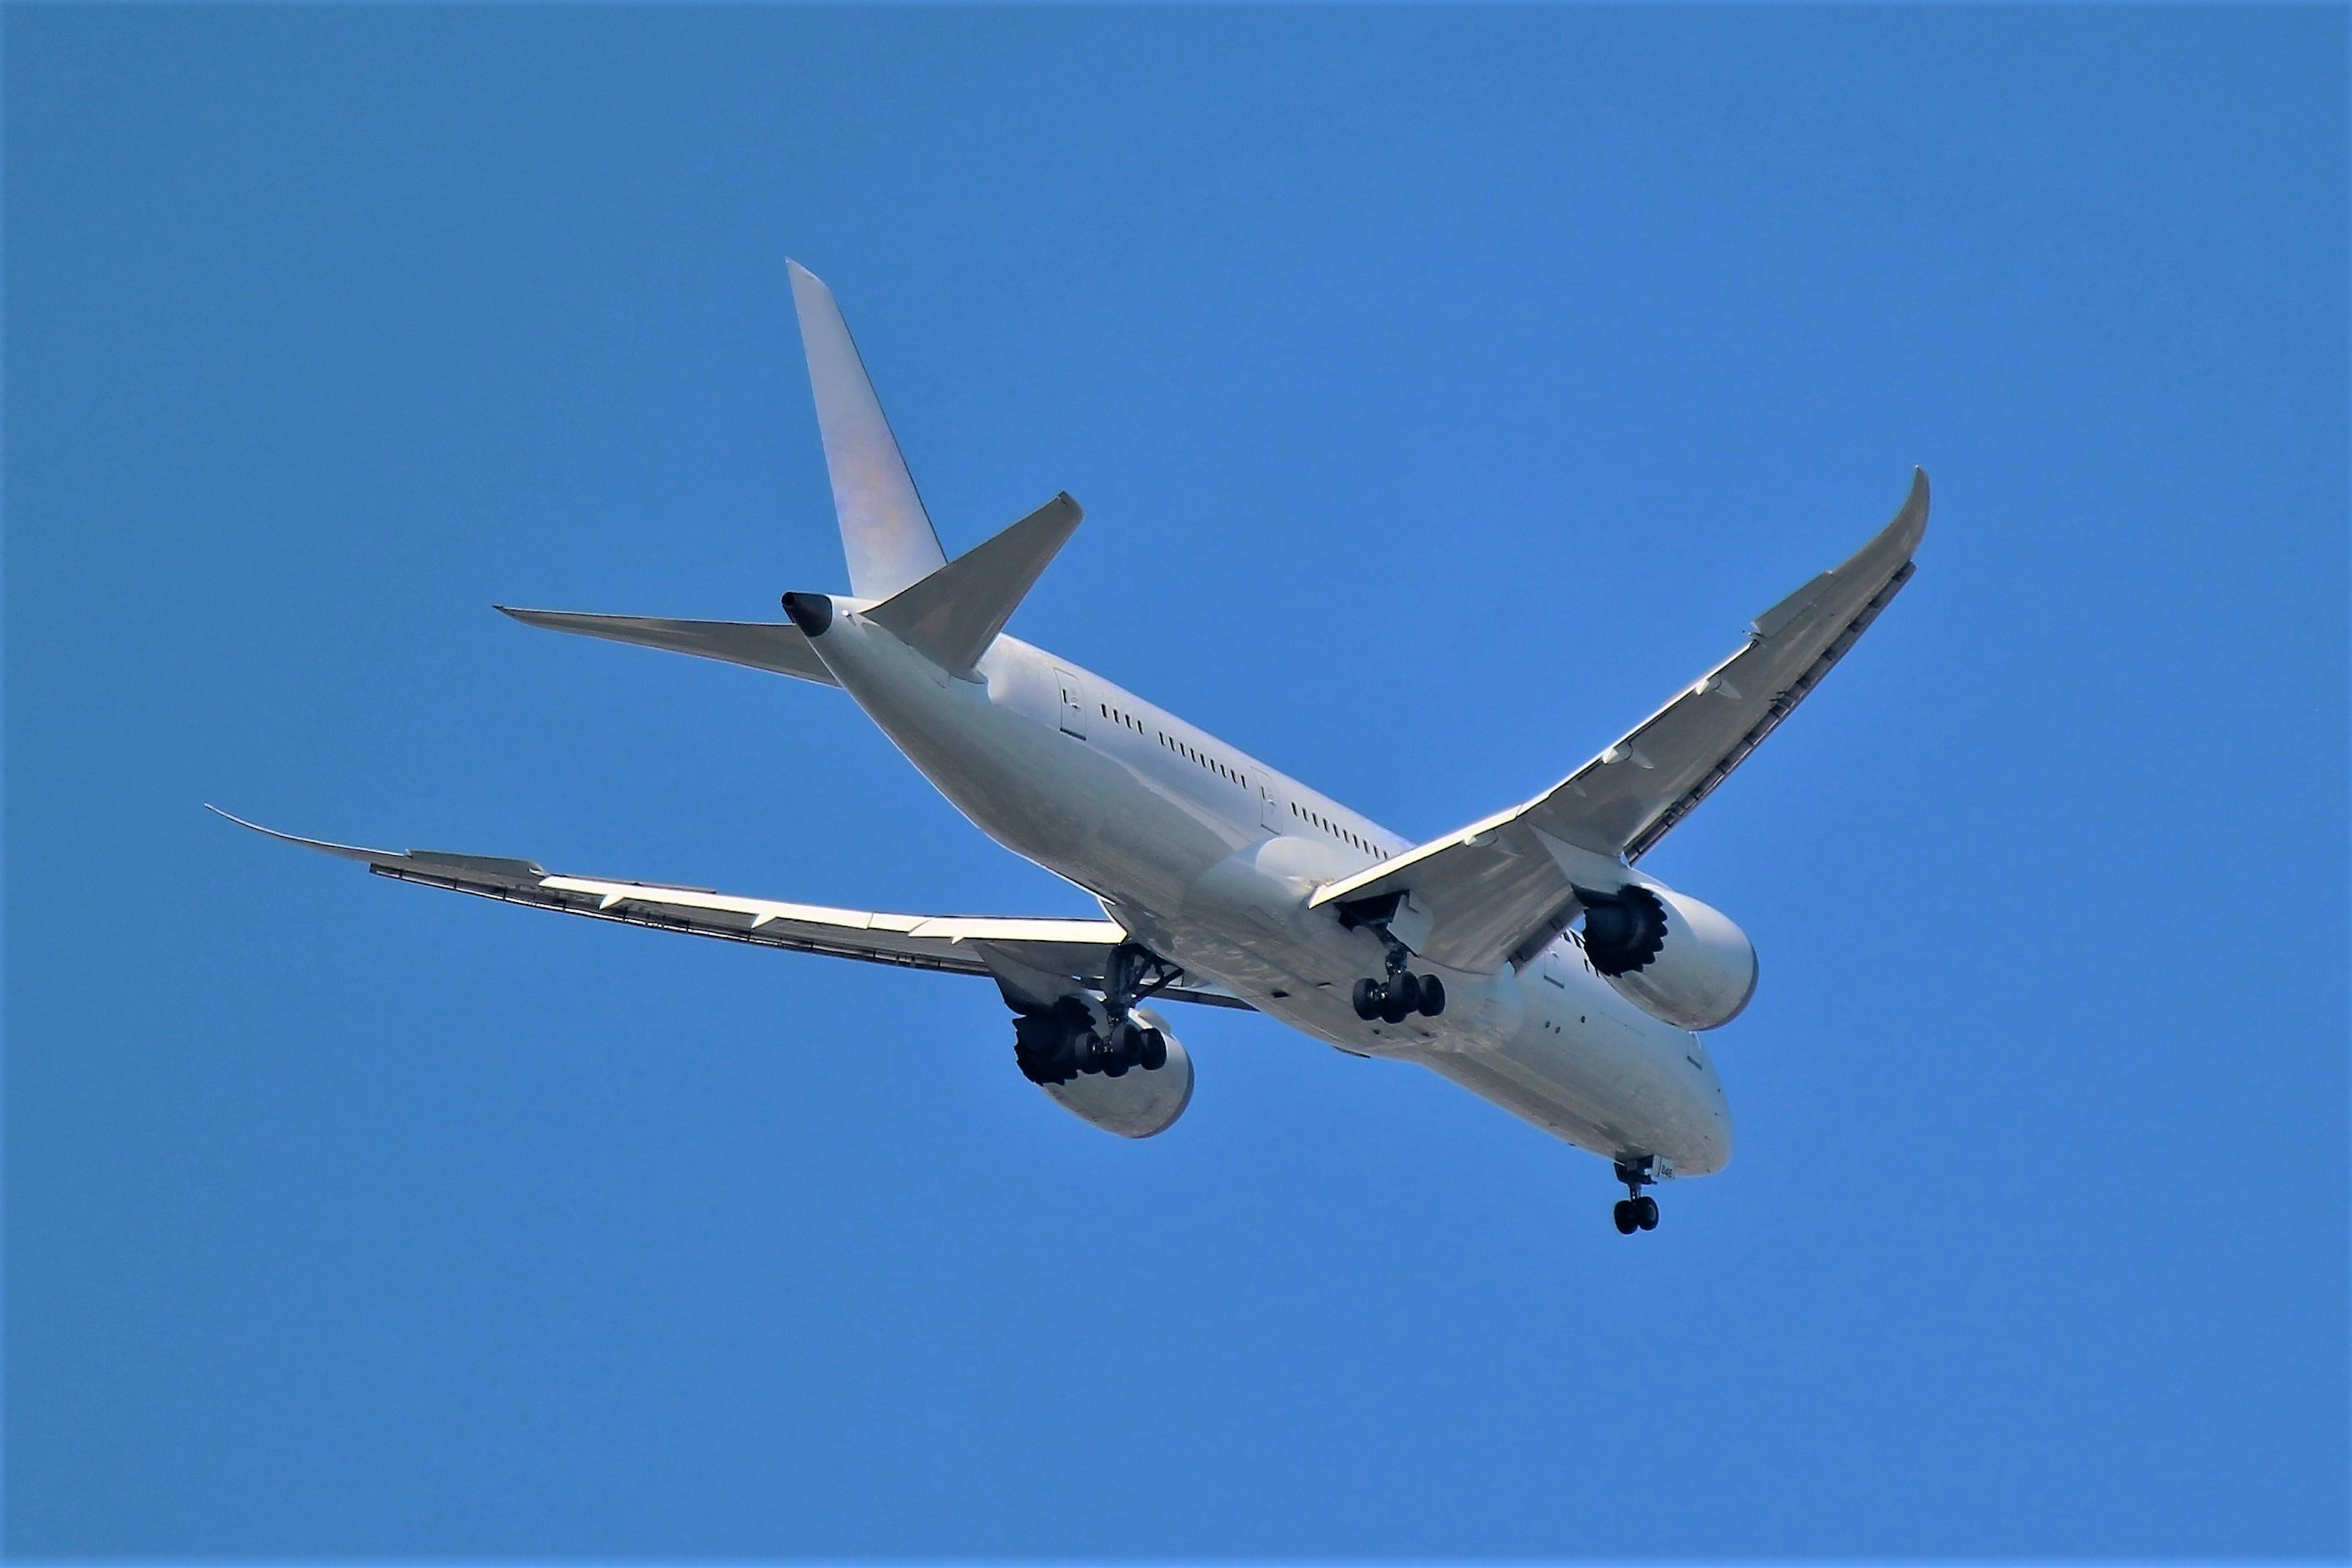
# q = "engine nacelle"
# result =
<box><xmin>1575</xmin><ymin>883</ymin><xmax>1758</xmax><ymax>1031</ymax></box>
<box><xmin>1012</xmin><ymin>1001</ymin><xmax>1193</xmax><ymax>1137</ymax></box>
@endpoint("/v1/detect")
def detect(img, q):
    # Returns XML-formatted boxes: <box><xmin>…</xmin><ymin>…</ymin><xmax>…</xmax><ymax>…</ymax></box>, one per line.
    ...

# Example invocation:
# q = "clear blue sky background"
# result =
<box><xmin>7</xmin><ymin>5</ymin><xmax>2345</xmax><ymax>1558</ymax></box>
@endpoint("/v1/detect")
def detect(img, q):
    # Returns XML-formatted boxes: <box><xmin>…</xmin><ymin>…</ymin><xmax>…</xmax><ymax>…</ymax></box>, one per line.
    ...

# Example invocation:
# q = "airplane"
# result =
<box><xmin>219</xmin><ymin>260</ymin><xmax>1928</xmax><ymax>1235</ymax></box>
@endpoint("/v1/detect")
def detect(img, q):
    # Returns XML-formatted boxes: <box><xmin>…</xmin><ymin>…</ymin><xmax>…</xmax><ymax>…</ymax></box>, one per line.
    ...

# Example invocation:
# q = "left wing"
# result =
<box><xmin>212</xmin><ymin>808</ymin><xmax>1249</xmax><ymax>1010</ymax></box>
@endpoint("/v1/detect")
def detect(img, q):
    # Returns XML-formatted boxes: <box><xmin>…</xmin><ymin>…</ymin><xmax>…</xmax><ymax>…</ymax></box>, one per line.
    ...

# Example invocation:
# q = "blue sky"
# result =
<box><xmin>6</xmin><ymin>4</ymin><xmax>2345</xmax><ymax>1557</ymax></box>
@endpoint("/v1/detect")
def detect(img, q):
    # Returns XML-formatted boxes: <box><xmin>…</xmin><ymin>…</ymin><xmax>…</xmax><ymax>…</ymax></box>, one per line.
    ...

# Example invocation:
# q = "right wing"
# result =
<box><xmin>1310</xmin><ymin>472</ymin><xmax>1929</xmax><ymax>973</ymax></box>
<box><xmin>496</xmin><ymin>607</ymin><xmax>838</xmax><ymax>685</ymax></box>
<box><xmin>213</xmin><ymin>808</ymin><xmax>1250</xmax><ymax>1011</ymax></box>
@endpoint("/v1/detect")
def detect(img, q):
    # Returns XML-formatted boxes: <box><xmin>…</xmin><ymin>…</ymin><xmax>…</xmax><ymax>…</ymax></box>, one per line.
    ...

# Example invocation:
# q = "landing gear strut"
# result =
<box><xmin>1343</xmin><ymin>903</ymin><xmax>1446</xmax><ymax>1024</ymax></box>
<box><xmin>1611</xmin><ymin>1155</ymin><xmax>1660</xmax><ymax>1234</ymax></box>
<box><xmin>1010</xmin><ymin>944</ymin><xmax>1179</xmax><ymax>1085</ymax></box>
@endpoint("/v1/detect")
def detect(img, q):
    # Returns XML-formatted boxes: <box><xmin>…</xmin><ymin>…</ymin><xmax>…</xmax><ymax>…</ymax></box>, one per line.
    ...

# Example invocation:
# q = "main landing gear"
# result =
<box><xmin>1011</xmin><ymin>944</ymin><xmax>1179</xmax><ymax>1086</ymax></box>
<box><xmin>1611</xmin><ymin>1155</ymin><xmax>1660</xmax><ymax>1235</ymax></box>
<box><xmin>1341</xmin><ymin>900</ymin><xmax>1447</xmax><ymax>1025</ymax></box>
<box><xmin>1351</xmin><ymin>969</ymin><xmax>1446</xmax><ymax>1024</ymax></box>
<box><xmin>1014</xmin><ymin>996</ymin><xmax>1170</xmax><ymax>1085</ymax></box>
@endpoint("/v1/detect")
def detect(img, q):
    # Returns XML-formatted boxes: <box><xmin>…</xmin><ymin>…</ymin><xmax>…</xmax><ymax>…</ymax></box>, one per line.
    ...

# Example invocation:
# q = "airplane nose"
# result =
<box><xmin>1697</xmin><ymin>1076</ymin><xmax>1736</xmax><ymax>1174</ymax></box>
<box><xmin>780</xmin><ymin>592</ymin><xmax>834</xmax><ymax>637</ymax></box>
<box><xmin>1670</xmin><ymin>1052</ymin><xmax>1736</xmax><ymax>1176</ymax></box>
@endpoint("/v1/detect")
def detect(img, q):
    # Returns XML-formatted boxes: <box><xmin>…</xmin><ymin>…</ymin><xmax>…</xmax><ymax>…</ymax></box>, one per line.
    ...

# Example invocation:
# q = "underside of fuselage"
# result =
<box><xmin>791</xmin><ymin>601</ymin><xmax>1733</xmax><ymax>1177</ymax></box>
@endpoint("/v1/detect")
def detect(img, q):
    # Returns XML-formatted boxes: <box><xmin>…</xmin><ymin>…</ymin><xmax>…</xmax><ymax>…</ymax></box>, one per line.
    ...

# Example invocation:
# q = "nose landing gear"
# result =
<box><xmin>1611</xmin><ymin>1156</ymin><xmax>1661</xmax><ymax>1234</ymax></box>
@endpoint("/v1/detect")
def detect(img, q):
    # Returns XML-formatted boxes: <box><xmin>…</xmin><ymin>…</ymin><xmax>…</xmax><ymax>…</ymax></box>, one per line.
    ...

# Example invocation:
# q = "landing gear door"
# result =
<box><xmin>1053</xmin><ymin>667</ymin><xmax>1087</xmax><ymax>739</ymax></box>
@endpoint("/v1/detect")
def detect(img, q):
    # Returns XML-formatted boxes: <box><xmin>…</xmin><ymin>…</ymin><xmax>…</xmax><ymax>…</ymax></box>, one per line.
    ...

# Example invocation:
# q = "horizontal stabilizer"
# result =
<box><xmin>209</xmin><ymin>805</ymin><xmax>1247</xmax><ymax>1009</ymax></box>
<box><xmin>866</xmin><ymin>492</ymin><xmax>1082</xmax><ymax>674</ymax></box>
<box><xmin>496</xmin><ymin>607</ymin><xmax>837</xmax><ymax>686</ymax></box>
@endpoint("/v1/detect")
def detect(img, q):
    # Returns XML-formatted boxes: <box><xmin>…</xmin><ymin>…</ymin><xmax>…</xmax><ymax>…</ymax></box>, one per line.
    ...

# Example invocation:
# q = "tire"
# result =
<box><xmin>1138</xmin><ymin>1028</ymin><xmax>1168</xmax><ymax>1071</ymax></box>
<box><xmin>1415</xmin><ymin>975</ymin><xmax>1447</xmax><ymax>1017</ymax></box>
<box><xmin>1613</xmin><ymin>1200</ymin><xmax>1638</xmax><ymax>1235</ymax></box>
<box><xmin>1379</xmin><ymin>984</ymin><xmax>1414</xmax><ymax>1025</ymax></box>
<box><xmin>1635</xmin><ymin>1196</ymin><xmax>1659</xmax><ymax>1231</ymax></box>
<box><xmin>1352</xmin><ymin>979</ymin><xmax>1383</xmax><ymax>1020</ymax></box>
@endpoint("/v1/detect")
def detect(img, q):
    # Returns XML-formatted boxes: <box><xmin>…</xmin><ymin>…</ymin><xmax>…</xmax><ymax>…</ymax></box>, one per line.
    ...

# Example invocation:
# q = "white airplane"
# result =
<box><xmin>221</xmin><ymin>262</ymin><xmax>1928</xmax><ymax>1234</ymax></box>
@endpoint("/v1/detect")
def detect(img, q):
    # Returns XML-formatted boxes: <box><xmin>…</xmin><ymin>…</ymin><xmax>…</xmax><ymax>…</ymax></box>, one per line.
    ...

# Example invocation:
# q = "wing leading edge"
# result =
<box><xmin>1311</xmin><ymin>471</ymin><xmax>1929</xmax><ymax>973</ymax></box>
<box><xmin>211</xmin><ymin>808</ymin><xmax>1250</xmax><ymax>1010</ymax></box>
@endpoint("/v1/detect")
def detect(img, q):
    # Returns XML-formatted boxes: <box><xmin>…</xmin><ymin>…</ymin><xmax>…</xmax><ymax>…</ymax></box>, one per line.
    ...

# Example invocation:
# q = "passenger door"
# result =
<box><xmin>1053</xmin><ymin>668</ymin><xmax>1088</xmax><ymax>739</ymax></box>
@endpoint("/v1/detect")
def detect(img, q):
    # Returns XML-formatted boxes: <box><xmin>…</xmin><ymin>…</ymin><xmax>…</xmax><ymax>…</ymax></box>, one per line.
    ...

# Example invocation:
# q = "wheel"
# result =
<box><xmin>1073</xmin><ymin>1030</ymin><xmax>1105</xmax><ymax>1073</ymax></box>
<box><xmin>1137</xmin><ymin>1028</ymin><xmax>1168</xmax><ymax>1071</ymax></box>
<box><xmin>1391</xmin><ymin>971</ymin><xmax>1423</xmax><ymax>1012</ymax></box>
<box><xmin>1635</xmin><ymin>1195</ymin><xmax>1659</xmax><ymax>1231</ymax></box>
<box><xmin>1613</xmin><ymin>1200</ymin><xmax>1638</xmax><ymax>1235</ymax></box>
<box><xmin>1415</xmin><ymin>974</ymin><xmax>1447</xmax><ymax>1017</ymax></box>
<box><xmin>1352</xmin><ymin>978</ymin><xmax>1382</xmax><ymax>1021</ymax></box>
<box><xmin>1378</xmin><ymin>982</ymin><xmax>1415</xmax><ymax>1025</ymax></box>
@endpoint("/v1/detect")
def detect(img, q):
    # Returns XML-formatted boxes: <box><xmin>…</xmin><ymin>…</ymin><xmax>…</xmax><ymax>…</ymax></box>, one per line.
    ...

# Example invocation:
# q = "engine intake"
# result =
<box><xmin>1574</xmin><ymin>883</ymin><xmax>1758</xmax><ymax>1031</ymax></box>
<box><xmin>1576</xmin><ymin>884</ymin><xmax>1670</xmax><ymax>977</ymax></box>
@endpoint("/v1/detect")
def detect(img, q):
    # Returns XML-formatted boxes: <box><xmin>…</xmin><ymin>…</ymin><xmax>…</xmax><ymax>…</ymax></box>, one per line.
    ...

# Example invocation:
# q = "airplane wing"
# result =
<box><xmin>1310</xmin><ymin>471</ymin><xmax>1929</xmax><ymax>973</ymax></box>
<box><xmin>213</xmin><ymin>808</ymin><xmax>1250</xmax><ymax>1010</ymax></box>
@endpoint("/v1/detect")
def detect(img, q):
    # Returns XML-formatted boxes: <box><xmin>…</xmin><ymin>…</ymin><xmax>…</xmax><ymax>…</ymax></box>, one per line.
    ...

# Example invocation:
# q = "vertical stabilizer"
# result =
<box><xmin>787</xmin><ymin>260</ymin><xmax>949</xmax><ymax>600</ymax></box>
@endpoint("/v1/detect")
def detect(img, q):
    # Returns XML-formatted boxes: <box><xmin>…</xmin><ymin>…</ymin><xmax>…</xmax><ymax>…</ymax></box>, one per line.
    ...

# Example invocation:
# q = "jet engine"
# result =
<box><xmin>1574</xmin><ymin>883</ymin><xmax>1758</xmax><ymax>1031</ymax></box>
<box><xmin>1011</xmin><ymin>998</ymin><xmax>1193</xmax><ymax>1137</ymax></box>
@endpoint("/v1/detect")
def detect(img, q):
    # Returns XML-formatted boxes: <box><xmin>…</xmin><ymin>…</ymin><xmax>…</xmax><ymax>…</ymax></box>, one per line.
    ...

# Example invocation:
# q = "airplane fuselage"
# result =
<box><xmin>804</xmin><ymin>599</ymin><xmax>1733</xmax><ymax>1176</ymax></box>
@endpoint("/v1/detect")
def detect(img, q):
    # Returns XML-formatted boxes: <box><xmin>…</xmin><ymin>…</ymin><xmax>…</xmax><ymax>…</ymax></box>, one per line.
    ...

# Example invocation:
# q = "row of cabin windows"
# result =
<box><xmin>1292</xmin><ymin>799</ymin><xmax>1388</xmax><ymax>859</ymax></box>
<box><xmin>1098</xmin><ymin>698</ymin><xmax>1387</xmax><ymax>862</ymax></box>
<box><xmin>1157</xmin><ymin>725</ymin><xmax>1242</xmax><ymax>786</ymax></box>
<box><xmin>1102</xmin><ymin>699</ymin><xmax>1251</xmax><ymax>791</ymax></box>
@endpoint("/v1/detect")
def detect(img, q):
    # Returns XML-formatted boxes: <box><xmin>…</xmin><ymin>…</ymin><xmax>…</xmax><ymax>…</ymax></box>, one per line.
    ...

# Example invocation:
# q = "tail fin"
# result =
<box><xmin>787</xmin><ymin>260</ymin><xmax>949</xmax><ymax>600</ymax></box>
<box><xmin>867</xmin><ymin>493</ymin><xmax>1082</xmax><ymax>674</ymax></box>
